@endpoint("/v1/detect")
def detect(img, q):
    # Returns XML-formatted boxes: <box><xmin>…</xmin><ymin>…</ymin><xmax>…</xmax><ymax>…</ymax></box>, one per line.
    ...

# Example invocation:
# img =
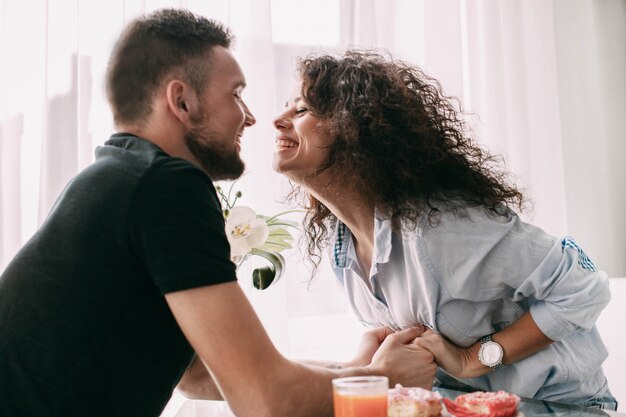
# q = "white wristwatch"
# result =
<box><xmin>478</xmin><ymin>335</ymin><xmax>504</xmax><ymax>371</ymax></box>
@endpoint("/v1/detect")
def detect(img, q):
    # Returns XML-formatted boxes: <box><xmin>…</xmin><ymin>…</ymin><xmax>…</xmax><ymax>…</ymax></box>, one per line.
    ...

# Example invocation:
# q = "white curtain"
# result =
<box><xmin>1</xmin><ymin>0</ymin><xmax>624</xmax><ymax>414</ymax></box>
<box><xmin>334</xmin><ymin>0</ymin><xmax>626</xmax><ymax>275</ymax></box>
<box><xmin>4</xmin><ymin>0</ymin><xmax>622</xmax><ymax>278</ymax></box>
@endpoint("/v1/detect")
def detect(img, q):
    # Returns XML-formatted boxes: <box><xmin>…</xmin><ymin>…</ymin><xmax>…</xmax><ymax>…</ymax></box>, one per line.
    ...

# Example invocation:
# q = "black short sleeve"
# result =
<box><xmin>127</xmin><ymin>158</ymin><xmax>237</xmax><ymax>294</ymax></box>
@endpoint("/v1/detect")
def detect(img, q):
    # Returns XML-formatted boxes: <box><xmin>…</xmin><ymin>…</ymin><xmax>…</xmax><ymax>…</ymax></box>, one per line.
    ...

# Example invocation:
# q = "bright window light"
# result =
<box><xmin>270</xmin><ymin>0</ymin><xmax>340</xmax><ymax>46</ymax></box>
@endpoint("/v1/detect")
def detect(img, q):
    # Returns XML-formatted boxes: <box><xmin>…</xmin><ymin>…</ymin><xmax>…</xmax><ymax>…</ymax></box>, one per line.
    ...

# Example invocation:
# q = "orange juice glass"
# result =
<box><xmin>332</xmin><ymin>376</ymin><xmax>388</xmax><ymax>417</ymax></box>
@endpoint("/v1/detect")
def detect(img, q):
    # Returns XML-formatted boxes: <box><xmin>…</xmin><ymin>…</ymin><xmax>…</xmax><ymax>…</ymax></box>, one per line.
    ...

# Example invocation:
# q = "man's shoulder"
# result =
<box><xmin>90</xmin><ymin>134</ymin><xmax>210</xmax><ymax>192</ymax></box>
<box><xmin>95</xmin><ymin>134</ymin><xmax>174</xmax><ymax>174</ymax></box>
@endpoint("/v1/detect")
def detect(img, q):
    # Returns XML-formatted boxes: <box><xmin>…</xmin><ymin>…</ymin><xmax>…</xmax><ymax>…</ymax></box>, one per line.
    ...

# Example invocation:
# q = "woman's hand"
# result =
<box><xmin>345</xmin><ymin>326</ymin><xmax>396</xmax><ymax>367</ymax></box>
<box><xmin>368</xmin><ymin>327</ymin><xmax>437</xmax><ymax>389</ymax></box>
<box><xmin>347</xmin><ymin>325</ymin><xmax>431</xmax><ymax>367</ymax></box>
<box><xmin>411</xmin><ymin>329</ymin><xmax>480</xmax><ymax>379</ymax></box>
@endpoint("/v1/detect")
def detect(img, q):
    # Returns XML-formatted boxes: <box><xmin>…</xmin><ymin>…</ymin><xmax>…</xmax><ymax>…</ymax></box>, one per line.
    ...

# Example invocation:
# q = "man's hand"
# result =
<box><xmin>345</xmin><ymin>327</ymin><xmax>395</xmax><ymax>367</ymax></box>
<box><xmin>368</xmin><ymin>327</ymin><xmax>436</xmax><ymax>389</ymax></box>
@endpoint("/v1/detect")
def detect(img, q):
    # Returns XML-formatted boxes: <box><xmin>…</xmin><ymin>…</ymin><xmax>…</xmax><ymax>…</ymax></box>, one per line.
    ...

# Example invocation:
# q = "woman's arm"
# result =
<box><xmin>412</xmin><ymin>311</ymin><xmax>553</xmax><ymax>379</ymax></box>
<box><xmin>418</xmin><ymin>210</ymin><xmax>611</xmax><ymax>379</ymax></box>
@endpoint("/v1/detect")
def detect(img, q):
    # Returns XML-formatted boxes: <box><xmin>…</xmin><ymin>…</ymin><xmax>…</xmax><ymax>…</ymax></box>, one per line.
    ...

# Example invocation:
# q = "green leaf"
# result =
<box><xmin>261</xmin><ymin>231</ymin><xmax>294</xmax><ymax>252</ymax></box>
<box><xmin>264</xmin><ymin>237</ymin><xmax>293</xmax><ymax>247</ymax></box>
<box><xmin>259</xmin><ymin>227</ymin><xmax>295</xmax><ymax>253</ymax></box>
<box><xmin>252</xmin><ymin>267</ymin><xmax>275</xmax><ymax>290</ymax></box>
<box><xmin>249</xmin><ymin>249</ymin><xmax>285</xmax><ymax>290</ymax></box>
<box><xmin>268</xmin><ymin>227</ymin><xmax>294</xmax><ymax>236</ymax></box>
<box><xmin>266</xmin><ymin>219</ymin><xmax>300</xmax><ymax>228</ymax></box>
<box><xmin>263</xmin><ymin>209</ymin><xmax>304</xmax><ymax>223</ymax></box>
<box><xmin>258</xmin><ymin>242</ymin><xmax>291</xmax><ymax>253</ymax></box>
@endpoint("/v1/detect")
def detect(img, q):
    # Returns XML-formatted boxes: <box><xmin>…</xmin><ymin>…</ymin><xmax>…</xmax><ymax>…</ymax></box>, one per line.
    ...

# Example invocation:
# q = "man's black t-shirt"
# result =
<box><xmin>0</xmin><ymin>134</ymin><xmax>237</xmax><ymax>417</ymax></box>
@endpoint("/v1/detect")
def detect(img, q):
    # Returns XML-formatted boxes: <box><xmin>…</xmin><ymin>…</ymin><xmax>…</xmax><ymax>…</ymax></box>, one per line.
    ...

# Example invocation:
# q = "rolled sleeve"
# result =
<box><xmin>517</xmin><ymin>241</ymin><xmax>611</xmax><ymax>341</ymax></box>
<box><xmin>423</xmin><ymin>207</ymin><xmax>611</xmax><ymax>342</ymax></box>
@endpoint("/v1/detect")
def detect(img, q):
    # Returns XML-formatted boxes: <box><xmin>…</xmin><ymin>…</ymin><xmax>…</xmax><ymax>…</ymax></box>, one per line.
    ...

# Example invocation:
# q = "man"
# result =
<box><xmin>0</xmin><ymin>8</ymin><xmax>436</xmax><ymax>417</ymax></box>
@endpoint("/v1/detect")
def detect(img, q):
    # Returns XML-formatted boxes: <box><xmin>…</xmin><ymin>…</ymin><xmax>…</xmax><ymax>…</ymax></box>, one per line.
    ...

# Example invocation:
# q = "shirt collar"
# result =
<box><xmin>332</xmin><ymin>220</ymin><xmax>350</xmax><ymax>268</ymax></box>
<box><xmin>332</xmin><ymin>211</ymin><xmax>394</xmax><ymax>269</ymax></box>
<box><xmin>373</xmin><ymin>213</ymin><xmax>393</xmax><ymax>264</ymax></box>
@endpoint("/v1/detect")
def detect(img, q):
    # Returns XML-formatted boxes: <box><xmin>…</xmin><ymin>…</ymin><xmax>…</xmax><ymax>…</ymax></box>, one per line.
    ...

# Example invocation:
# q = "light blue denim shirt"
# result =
<box><xmin>330</xmin><ymin>206</ymin><xmax>613</xmax><ymax>406</ymax></box>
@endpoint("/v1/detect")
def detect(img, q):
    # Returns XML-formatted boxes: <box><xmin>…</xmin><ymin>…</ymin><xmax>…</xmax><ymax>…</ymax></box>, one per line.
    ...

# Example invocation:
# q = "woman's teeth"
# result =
<box><xmin>276</xmin><ymin>139</ymin><xmax>298</xmax><ymax>150</ymax></box>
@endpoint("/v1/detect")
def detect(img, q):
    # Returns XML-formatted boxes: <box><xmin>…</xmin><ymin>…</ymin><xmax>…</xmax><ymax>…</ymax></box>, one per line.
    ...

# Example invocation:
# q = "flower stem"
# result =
<box><xmin>265</xmin><ymin>209</ymin><xmax>304</xmax><ymax>223</ymax></box>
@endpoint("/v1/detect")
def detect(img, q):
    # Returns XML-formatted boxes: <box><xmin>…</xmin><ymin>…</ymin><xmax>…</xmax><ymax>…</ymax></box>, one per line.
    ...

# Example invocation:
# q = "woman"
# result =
<box><xmin>272</xmin><ymin>50</ymin><xmax>616</xmax><ymax>409</ymax></box>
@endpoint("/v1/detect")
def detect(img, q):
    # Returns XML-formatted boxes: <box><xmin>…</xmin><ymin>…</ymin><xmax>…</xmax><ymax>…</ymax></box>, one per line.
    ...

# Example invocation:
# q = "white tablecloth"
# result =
<box><xmin>161</xmin><ymin>390</ymin><xmax>235</xmax><ymax>417</ymax></box>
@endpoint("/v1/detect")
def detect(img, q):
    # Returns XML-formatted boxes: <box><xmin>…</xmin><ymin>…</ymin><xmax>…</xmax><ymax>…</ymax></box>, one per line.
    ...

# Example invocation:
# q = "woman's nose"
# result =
<box><xmin>273</xmin><ymin>113</ymin><xmax>292</xmax><ymax>130</ymax></box>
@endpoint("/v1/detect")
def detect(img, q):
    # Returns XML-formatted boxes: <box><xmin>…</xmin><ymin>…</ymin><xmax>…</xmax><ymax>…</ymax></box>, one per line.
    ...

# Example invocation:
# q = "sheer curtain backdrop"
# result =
<box><xmin>0</xmin><ymin>0</ymin><xmax>624</xmax><ymax>414</ymax></box>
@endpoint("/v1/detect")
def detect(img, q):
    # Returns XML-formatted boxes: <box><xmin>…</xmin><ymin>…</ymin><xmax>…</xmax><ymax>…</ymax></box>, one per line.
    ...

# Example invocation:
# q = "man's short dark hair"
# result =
<box><xmin>106</xmin><ymin>8</ymin><xmax>233</xmax><ymax>126</ymax></box>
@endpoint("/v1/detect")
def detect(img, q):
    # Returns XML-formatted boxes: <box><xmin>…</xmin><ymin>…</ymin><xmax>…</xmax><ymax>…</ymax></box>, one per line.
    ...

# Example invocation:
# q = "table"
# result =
<box><xmin>436</xmin><ymin>386</ymin><xmax>624</xmax><ymax>417</ymax></box>
<box><xmin>162</xmin><ymin>387</ymin><xmax>625</xmax><ymax>417</ymax></box>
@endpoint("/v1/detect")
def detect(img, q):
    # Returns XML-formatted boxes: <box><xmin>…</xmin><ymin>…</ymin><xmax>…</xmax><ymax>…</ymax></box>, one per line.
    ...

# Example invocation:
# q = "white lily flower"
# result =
<box><xmin>215</xmin><ymin>182</ymin><xmax>301</xmax><ymax>289</ymax></box>
<box><xmin>225</xmin><ymin>206</ymin><xmax>269</xmax><ymax>261</ymax></box>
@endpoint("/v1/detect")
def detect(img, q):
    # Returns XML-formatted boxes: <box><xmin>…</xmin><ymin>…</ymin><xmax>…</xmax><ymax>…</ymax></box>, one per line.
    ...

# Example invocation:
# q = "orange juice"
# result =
<box><xmin>333</xmin><ymin>392</ymin><xmax>388</xmax><ymax>417</ymax></box>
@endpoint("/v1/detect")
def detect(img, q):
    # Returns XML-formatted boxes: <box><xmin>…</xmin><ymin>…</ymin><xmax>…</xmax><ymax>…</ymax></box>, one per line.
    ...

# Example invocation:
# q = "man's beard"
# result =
<box><xmin>184</xmin><ymin>124</ymin><xmax>245</xmax><ymax>181</ymax></box>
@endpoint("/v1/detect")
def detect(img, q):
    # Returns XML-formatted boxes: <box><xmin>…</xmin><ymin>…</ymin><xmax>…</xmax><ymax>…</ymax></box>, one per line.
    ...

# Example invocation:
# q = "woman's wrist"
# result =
<box><xmin>455</xmin><ymin>342</ymin><xmax>492</xmax><ymax>378</ymax></box>
<box><xmin>463</xmin><ymin>340</ymin><xmax>500</xmax><ymax>378</ymax></box>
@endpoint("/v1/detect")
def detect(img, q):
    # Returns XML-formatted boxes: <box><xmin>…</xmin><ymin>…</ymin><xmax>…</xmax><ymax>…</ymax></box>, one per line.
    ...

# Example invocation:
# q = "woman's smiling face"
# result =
<box><xmin>272</xmin><ymin>81</ymin><xmax>336</xmax><ymax>183</ymax></box>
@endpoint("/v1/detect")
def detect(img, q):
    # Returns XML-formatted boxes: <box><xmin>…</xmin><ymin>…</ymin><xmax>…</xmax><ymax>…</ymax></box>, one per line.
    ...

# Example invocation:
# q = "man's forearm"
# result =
<box><xmin>176</xmin><ymin>355</ymin><xmax>223</xmax><ymax>400</ymax></box>
<box><xmin>300</xmin><ymin>359</ymin><xmax>350</xmax><ymax>369</ymax></box>
<box><xmin>281</xmin><ymin>360</ymin><xmax>378</xmax><ymax>417</ymax></box>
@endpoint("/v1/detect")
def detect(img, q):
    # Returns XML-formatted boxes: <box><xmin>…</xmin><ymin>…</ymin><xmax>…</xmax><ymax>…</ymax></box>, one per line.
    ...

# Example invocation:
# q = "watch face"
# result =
<box><xmin>479</xmin><ymin>342</ymin><xmax>503</xmax><ymax>366</ymax></box>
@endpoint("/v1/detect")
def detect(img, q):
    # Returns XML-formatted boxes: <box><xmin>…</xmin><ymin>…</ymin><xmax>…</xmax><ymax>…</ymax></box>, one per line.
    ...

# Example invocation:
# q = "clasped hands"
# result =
<box><xmin>347</xmin><ymin>325</ymin><xmax>482</xmax><ymax>389</ymax></box>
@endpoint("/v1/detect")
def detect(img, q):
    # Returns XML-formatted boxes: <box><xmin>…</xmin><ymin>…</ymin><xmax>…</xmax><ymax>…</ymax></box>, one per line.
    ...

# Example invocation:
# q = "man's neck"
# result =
<box><xmin>115</xmin><ymin>120</ymin><xmax>200</xmax><ymax>167</ymax></box>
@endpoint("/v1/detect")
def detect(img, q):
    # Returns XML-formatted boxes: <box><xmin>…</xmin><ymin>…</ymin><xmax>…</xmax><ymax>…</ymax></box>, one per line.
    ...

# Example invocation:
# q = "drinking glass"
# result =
<box><xmin>332</xmin><ymin>376</ymin><xmax>389</xmax><ymax>417</ymax></box>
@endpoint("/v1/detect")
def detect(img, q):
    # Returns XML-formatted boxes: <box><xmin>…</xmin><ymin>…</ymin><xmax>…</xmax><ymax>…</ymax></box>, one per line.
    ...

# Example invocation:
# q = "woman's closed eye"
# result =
<box><xmin>294</xmin><ymin>107</ymin><xmax>308</xmax><ymax>115</ymax></box>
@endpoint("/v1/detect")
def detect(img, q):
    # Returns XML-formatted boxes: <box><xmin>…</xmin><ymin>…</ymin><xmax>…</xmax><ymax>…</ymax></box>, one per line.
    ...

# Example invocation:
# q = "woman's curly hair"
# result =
<box><xmin>291</xmin><ymin>50</ymin><xmax>525</xmax><ymax>272</ymax></box>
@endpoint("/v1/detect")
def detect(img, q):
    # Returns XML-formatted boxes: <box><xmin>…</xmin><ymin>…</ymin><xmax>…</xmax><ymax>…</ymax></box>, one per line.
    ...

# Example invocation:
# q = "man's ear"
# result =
<box><xmin>165</xmin><ymin>79</ymin><xmax>200</xmax><ymax>126</ymax></box>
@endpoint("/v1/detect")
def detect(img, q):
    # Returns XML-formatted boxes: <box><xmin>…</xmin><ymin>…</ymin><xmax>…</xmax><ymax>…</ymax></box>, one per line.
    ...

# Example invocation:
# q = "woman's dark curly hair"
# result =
<box><xmin>291</xmin><ymin>50</ymin><xmax>525</xmax><ymax>272</ymax></box>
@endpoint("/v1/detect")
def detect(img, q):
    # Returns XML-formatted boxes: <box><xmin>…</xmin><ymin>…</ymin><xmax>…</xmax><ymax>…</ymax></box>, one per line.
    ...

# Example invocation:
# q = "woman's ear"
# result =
<box><xmin>165</xmin><ymin>79</ymin><xmax>200</xmax><ymax>126</ymax></box>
